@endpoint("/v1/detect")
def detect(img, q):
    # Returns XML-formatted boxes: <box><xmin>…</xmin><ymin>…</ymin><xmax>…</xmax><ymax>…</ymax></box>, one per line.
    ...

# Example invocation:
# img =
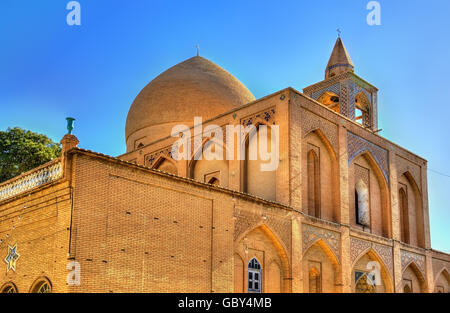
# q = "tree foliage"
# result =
<box><xmin>0</xmin><ymin>127</ymin><xmax>61</xmax><ymax>183</ymax></box>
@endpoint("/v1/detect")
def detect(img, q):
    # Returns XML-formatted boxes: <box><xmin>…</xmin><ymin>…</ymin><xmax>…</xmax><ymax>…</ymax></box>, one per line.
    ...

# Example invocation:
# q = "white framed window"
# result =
<box><xmin>248</xmin><ymin>258</ymin><xmax>262</xmax><ymax>293</ymax></box>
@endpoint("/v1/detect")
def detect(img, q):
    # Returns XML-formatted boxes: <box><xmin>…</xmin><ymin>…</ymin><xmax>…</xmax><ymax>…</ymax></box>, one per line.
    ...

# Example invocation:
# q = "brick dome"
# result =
<box><xmin>125</xmin><ymin>56</ymin><xmax>255</xmax><ymax>152</ymax></box>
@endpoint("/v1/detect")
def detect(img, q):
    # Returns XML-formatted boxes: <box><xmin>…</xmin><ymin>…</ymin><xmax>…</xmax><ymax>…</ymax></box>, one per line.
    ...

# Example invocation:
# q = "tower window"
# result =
<box><xmin>248</xmin><ymin>258</ymin><xmax>262</xmax><ymax>293</ymax></box>
<box><xmin>317</xmin><ymin>91</ymin><xmax>340</xmax><ymax>114</ymax></box>
<box><xmin>354</xmin><ymin>92</ymin><xmax>371</xmax><ymax>127</ymax></box>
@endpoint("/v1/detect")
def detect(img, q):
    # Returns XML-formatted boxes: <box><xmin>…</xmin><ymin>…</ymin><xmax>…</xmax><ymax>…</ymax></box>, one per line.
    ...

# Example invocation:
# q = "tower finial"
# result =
<box><xmin>196</xmin><ymin>44</ymin><xmax>200</xmax><ymax>56</ymax></box>
<box><xmin>337</xmin><ymin>28</ymin><xmax>341</xmax><ymax>38</ymax></box>
<box><xmin>66</xmin><ymin>117</ymin><xmax>75</xmax><ymax>135</ymax></box>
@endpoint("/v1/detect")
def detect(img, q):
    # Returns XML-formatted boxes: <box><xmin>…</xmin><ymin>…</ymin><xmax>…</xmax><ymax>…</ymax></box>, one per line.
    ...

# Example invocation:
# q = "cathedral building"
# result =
<box><xmin>0</xmin><ymin>38</ymin><xmax>449</xmax><ymax>293</ymax></box>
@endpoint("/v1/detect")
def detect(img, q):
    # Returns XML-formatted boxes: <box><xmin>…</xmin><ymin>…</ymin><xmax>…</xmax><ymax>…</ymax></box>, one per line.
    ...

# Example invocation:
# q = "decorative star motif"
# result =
<box><xmin>4</xmin><ymin>244</ymin><xmax>20</xmax><ymax>273</ymax></box>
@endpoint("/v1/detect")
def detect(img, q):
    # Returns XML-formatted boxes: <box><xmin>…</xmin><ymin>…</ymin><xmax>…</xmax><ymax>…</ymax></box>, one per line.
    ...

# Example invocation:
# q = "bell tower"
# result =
<box><xmin>303</xmin><ymin>37</ymin><xmax>379</xmax><ymax>131</ymax></box>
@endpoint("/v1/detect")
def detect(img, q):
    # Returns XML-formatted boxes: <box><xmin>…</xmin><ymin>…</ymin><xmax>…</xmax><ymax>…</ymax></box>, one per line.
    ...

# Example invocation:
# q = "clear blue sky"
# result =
<box><xmin>0</xmin><ymin>0</ymin><xmax>448</xmax><ymax>252</ymax></box>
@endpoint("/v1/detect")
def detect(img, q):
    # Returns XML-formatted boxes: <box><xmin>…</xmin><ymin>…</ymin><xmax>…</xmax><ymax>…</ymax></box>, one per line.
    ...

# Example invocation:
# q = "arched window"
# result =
<box><xmin>354</xmin><ymin>92</ymin><xmax>371</xmax><ymax>127</ymax></box>
<box><xmin>404</xmin><ymin>284</ymin><xmax>412</xmax><ymax>293</ymax></box>
<box><xmin>399</xmin><ymin>188</ymin><xmax>410</xmax><ymax>244</ymax></box>
<box><xmin>355</xmin><ymin>179</ymin><xmax>370</xmax><ymax>227</ymax></box>
<box><xmin>403</xmin><ymin>279</ymin><xmax>413</xmax><ymax>293</ymax></box>
<box><xmin>248</xmin><ymin>258</ymin><xmax>262</xmax><ymax>293</ymax></box>
<box><xmin>317</xmin><ymin>91</ymin><xmax>340</xmax><ymax>113</ymax></box>
<box><xmin>309</xmin><ymin>267</ymin><xmax>322</xmax><ymax>293</ymax></box>
<box><xmin>1</xmin><ymin>282</ymin><xmax>18</xmax><ymax>293</ymax></box>
<box><xmin>31</xmin><ymin>278</ymin><xmax>52</xmax><ymax>293</ymax></box>
<box><xmin>307</xmin><ymin>150</ymin><xmax>320</xmax><ymax>218</ymax></box>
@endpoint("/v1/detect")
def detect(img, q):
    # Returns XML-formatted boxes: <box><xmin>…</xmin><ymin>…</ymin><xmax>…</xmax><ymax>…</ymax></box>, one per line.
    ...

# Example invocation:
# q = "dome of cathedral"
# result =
<box><xmin>125</xmin><ymin>56</ymin><xmax>255</xmax><ymax>151</ymax></box>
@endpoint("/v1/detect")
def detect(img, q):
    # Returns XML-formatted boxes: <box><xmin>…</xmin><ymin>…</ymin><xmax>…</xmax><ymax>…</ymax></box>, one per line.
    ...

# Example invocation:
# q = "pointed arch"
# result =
<box><xmin>239</xmin><ymin>120</ymin><xmax>271</xmax><ymax>147</ymax></box>
<box><xmin>235</xmin><ymin>222</ymin><xmax>290</xmax><ymax>271</ymax></box>
<box><xmin>303</xmin><ymin>128</ymin><xmax>337</xmax><ymax>160</ymax></box>
<box><xmin>349</xmin><ymin>151</ymin><xmax>391</xmax><ymax>238</ymax></box>
<box><xmin>434</xmin><ymin>268</ymin><xmax>450</xmax><ymax>293</ymax></box>
<box><xmin>151</xmin><ymin>155</ymin><xmax>178</xmax><ymax>175</ymax></box>
<box><xmin>304</xmin><ymin>129</ymin><xmax>339</xmax><ymax>222</ymax></box>
<box><xmin>352</xmin><ymin>248</ymin><xmax>394</xmax><ymax>293</ymax></box>
<box><xmin>234</xmin><ymin>223</ymin><xmax>290</xmax><ymax>293</ymax></box>
<box><xmin>241</xmin><ymin>121</ymin><xmax>277</xmax><ymax>200</ymax></box>
<box><xmin>189</xmin><ymin>135</ymin><xmax>228</xmax><ymax>170</ymax></box>
<box><xmin>350</xmin><ymin>150</ymin><xmax>388</xmax><ymax>185</ymax></box>
<box><xmin>355</xmin><ymin>91</ymin><xmax>371</xmax><ymax>127</ymax></box>
<box><xmin>402</xmin><ymin>261</ymin><xmax>427</xmax><ymax>293</ymax></box>
<box><xmin>302</xmin><ymin>239</ymin><xmax>341</xmax><ymax>292</ymax></box>
<box><xmin>399</xmin><ymin>171</ymin><xmax>425</xmax><ymax>248</ymax></box>
<box><xmin>303</xmin><ymin>238</ymin><xmax>340</xmax><ymax>266</ymax></box>
<box><xmin>189</xmin><ymin>136</ymin><xmax>229</xmax><ymax>187</ymax></box>
<box><xmin>317</xmin><ymin>91</ymin><xmax>340</xmax><ymax>113</ymax></box>
<box><xmin>401</xmin><ymin>171</ymin><xmax>422</xmax><ymax>197</ymax></box>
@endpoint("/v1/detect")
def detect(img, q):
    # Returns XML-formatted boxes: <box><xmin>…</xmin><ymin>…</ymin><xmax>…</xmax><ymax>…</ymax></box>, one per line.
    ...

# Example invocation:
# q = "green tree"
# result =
<box><xmin>0</xmin><ymin>127</ymin><xmax>61</xmax><ymax>183</ymax></box>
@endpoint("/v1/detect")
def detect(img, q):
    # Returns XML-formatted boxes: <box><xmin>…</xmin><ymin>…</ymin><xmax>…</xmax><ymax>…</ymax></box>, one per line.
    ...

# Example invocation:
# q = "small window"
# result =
<box><xmin>1</xmin><ymin>283</ymin><xmax>18</xmax><ymax>293</ymax></box>
<box><xmin>403</xmin><ymin>279</ymin><xmax>413</xmax><ymax>293</ymax></box>
<box><xmin>204</xmin><ymin>171</ymin><xmax>220</xmax><ymax>186</ymax></box>
<box><xmin>31</xmin><ymin>279</ymin><xmax>52</xmax><ymax>293</ymax></box>
<box><xmin>309</xmin><ymin>266</ymin><xmax>322</xmax><ymax>293</ymax></box>
<box><xmin>207</xmin><ymin>177</ymin><xmax>220</xmax><ymax>185</ymax></box>
<box><xmin>248</xmin><ymin>258</ymin><xmax>262</xmax><ymax>293</ymax></box>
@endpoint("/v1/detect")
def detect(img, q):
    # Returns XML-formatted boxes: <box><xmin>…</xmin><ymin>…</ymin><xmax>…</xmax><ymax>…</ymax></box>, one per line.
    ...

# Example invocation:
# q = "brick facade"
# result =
<box><xmin>1</xmin><ymin>48</ymin><xmax>449</xmax><ymax>293</ymax></box>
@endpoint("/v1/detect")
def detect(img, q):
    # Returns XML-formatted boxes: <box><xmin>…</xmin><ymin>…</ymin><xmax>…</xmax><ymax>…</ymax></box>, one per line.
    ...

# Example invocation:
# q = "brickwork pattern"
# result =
<box><xmin>0</xmin><ymin>180</ymin><xmax>72</xmax><ymax>293</ymax></box>
<box><xmin>301</xmin><ymin>109</ymin><xmax>338</xmax><ymax>152</ymax></box>
<box><xmin>401</xmin><ymin>250</ymin><xmax>426</xmax><ymax>275</ymax></box>
<box><xmin>347</xmin><ymin>132</ymin><xmax>389</xmax><ymax>182</ymax></box>
<box><xmin>311</xmin><ymin>83</ymin><xmax>340</xmax><ymax>100</ymax></box>
<box><xmin>350</xmin><ymin>237</ymin><xmax>393</xmax><ymax>274</ymax></box>
<box><xmin>302</xmin><ymin>224</ymin><xmax>340</xmax><ymax>261</ymax></box>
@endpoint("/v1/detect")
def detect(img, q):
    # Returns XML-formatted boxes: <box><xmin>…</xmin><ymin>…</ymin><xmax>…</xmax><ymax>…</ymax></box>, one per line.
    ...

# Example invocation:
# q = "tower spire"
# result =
<box><xmin>325</xmin><ymin>37</ymin><xmax>354</xmax><ymax>79</ymax></box>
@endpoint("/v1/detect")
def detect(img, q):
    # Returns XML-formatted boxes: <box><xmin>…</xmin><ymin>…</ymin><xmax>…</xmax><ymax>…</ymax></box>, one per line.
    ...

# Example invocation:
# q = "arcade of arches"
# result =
<box><xmin>0</xmin><ymin>37</ymin><xmax>448</xmax><ymax>293</ymax></box>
